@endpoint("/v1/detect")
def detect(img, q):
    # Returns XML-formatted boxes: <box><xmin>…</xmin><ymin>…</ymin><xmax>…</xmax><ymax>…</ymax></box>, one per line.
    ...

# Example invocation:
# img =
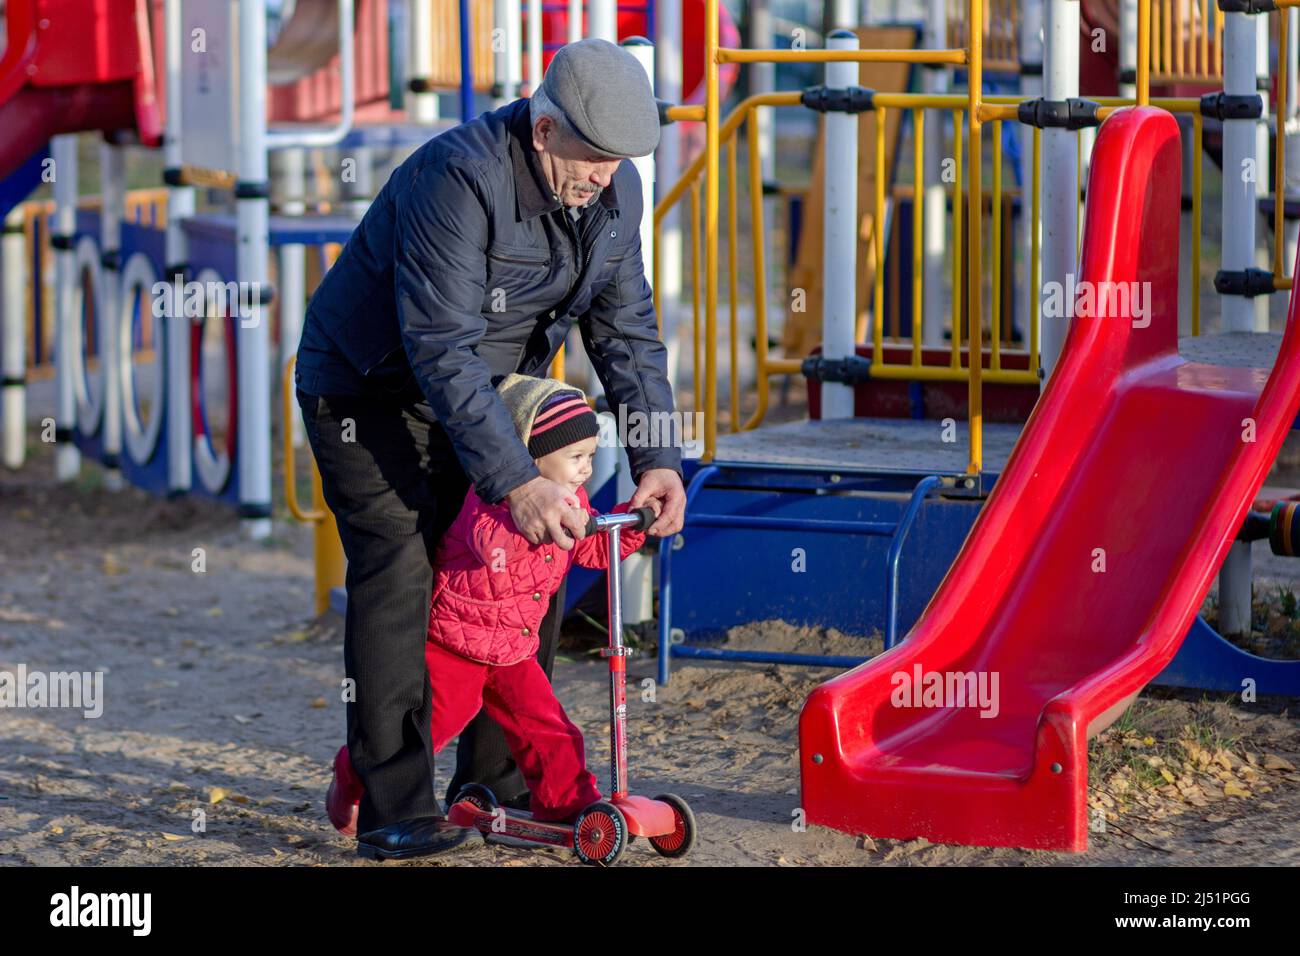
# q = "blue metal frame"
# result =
<box><xmin>656</xmin><ymin>465</ymin><xmax>949</xmax><ymax>684</ymax></box>
<box><xmin>459</xmin><ymin>0</ymin><xmax>475</xmax><ymax>122</ymax></box>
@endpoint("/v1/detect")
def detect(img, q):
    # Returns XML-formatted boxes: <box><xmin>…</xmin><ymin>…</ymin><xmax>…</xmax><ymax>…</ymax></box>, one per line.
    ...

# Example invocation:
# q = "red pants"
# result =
<box><xmin>337</xmin><ymin>641</ymin><xmax>601</xmax><ymax>823</ymax></box>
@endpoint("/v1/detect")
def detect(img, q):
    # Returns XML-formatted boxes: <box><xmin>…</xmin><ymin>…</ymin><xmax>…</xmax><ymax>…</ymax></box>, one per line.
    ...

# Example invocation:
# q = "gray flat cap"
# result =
<box><xmin>541</xmin><ymin>38</ymin><xmax>660</xmax><ymax>158</ymax></box>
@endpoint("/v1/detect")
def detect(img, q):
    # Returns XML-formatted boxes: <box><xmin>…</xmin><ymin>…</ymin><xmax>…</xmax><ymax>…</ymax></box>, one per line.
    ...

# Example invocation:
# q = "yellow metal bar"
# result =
<box><xmin>283</xmin><ymin>356</ymin><xmax>325</xmax><ymax>524</ymax></box>
<box><xmin>1201</xmin><ymin>0</ymin><xmax>1209</xmax><ymax>75</ymax></box>
<box><xmin>1138</xmin><ymin>0</ymin><xmax>1151</xmax><ymax>104</ymax></box>
<box><xmin>1174</xmin><ymin>0</ymin><xmax>1184</xmax><ymax>77</ymax></box>
<box><xmin>690</xmin><ymin>179</ymin><xmax>702</xmax><ymax>419</ymax></box>
<box><xmin>951</xmin><ymin>108</ymin><xmax>964</xmax><ymax>371</ymax></box>
<box><xmin>705</xmin><ymin>0</ymin><xmax>719</xmax><ymax>462</ymax></box>
<box><xmin>968</xmin><ymin>0</ymin><xmax>984</xmax><ymax>477</ymax></box>
<box><xmin>667</xmin><ymin>105</ymin><xmax>706</xmax><ymax>122</ymax></box>
<box><xmin>912</xmin><ymin>108</ymin><xmax>924</xmax><ymax>368</ymax></box>
<box><xmin>717</xmin><ymin>47</ymin><xmax>968</xmax><ymax>65</ymax></box>
<box><xmin>1031</xmin><ymin>127</ymin><xmax>1040</xmax><ymax>376</ymax></box>
<box><xmin>763</xmin><ymin>356</ymin><xmax>1038</xmax><ymax>385</ymax></box>
<box><xmin>743</xmin><ymin>113</ymin><xmax>771</xmax><ymax>431</ymax></box>
<box><xmin>1193</xmin><ymin>112</ymin><xmax>1202</xmax><ymax>336</ymax></box>
<box><xmin>654</xmin><ymin>92</ymin><xmax>800</xmax><ymax>227</ymax></box>
<box><xmin>992</xmin><ymin>119</ymin><xmax>1002</xmax><ymax>372</ymax></box>
<box><xmin>726</xmin><ymin>137</ymin><xmax>740</xmax><ymax>432</ymax></box>
<box><xmin>874</xmin><ymin>106</ymin><xmax>887</xmax><ymax>352</ymax></box>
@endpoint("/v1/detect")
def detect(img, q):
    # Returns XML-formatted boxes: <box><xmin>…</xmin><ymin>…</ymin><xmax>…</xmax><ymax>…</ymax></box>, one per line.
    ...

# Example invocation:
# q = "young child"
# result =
<box><xmin>326</xmin><ymin>375</ymin><xmax>656</xmax><ymax>835</ymax></box>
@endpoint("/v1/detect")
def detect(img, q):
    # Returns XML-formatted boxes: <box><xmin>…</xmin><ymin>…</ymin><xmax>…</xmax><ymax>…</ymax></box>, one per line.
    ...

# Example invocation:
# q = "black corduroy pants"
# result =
<box><xmin>297</xmin><ymin>388</ymin><xmax>566</xmax><ymax>832</ymax></box>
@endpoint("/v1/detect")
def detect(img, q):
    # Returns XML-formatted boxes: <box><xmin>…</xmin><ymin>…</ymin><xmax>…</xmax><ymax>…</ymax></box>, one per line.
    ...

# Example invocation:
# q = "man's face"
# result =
<box><xmin>532</xmin><ymin>116</ymin><xmax>624</xmax><ymax>208</ymax></box>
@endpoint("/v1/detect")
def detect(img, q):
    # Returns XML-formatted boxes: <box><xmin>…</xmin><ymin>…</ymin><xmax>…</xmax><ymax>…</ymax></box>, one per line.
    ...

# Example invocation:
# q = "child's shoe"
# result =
<box><xmin>326</xmin><ymin>745</ymin><xmax>363</xmax><ymax>836</ymax></box>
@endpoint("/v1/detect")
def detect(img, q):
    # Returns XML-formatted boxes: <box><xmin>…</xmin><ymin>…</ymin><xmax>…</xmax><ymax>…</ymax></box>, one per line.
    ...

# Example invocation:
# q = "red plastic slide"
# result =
<box><xmin>799</xmin><ymin>107</ymin><xmax>1300</xmax><ymax>852</ymax></box>
<box><xmin>0</xmin><ymin>0</ymin><xmax>161</xmax><ymax>184</ymax></box>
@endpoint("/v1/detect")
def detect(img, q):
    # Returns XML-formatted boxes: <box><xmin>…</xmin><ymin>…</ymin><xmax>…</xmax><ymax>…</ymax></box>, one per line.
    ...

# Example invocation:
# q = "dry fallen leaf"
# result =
<box><xmin>1262</xmin><ymin>754</ymin><xmax>1295</xmax><ymax>772</ymax></box>
<box><xmin>50</xmin><ymin>825</ymin><xmax>64</xmax><ymax>835</ymax></box>
<box><xmin>1223</xmin><ymin>780</ymin><xmax>1250</xmax><ymax>799</ymax></box>
<box><xmin>310</xmin><ymin>698</ymin><xmax>327</xmax><ymax>709</ymax></box>
<box><xmin>161</xmin><ymin>832</ymin><xmax>186</xmax><ymax>842</ymax></box>
<box><xmin>207</xmin><ymin>607</ymin><xmax>223</xmax><ymax>618</ymax></box>
<box><xmin>209</xmin><ymin>787</ymin><xmax>228</xmax><ymax>805</ymax></box>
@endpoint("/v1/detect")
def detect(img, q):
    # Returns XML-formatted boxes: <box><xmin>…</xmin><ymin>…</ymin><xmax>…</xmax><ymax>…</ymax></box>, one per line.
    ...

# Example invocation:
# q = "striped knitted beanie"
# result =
<box><xmin>496</xmin><ymin>373</ymin><xmax>599</xmax><ymax>459</ymax></box>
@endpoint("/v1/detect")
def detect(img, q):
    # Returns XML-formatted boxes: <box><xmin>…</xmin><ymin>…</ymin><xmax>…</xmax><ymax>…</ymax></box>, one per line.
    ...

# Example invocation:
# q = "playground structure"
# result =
<box><xmin>2</xmin><ymin>0</ymin><xmax>1300</xmax><ymax>856</ymax></box>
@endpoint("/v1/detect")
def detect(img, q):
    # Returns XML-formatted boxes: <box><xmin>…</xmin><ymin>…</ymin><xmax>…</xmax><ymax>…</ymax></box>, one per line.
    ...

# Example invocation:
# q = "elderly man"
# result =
<box><xmin>294</xmin><ymin>38</ymin><xmax>686</xmax><ymax>860</ymax></box>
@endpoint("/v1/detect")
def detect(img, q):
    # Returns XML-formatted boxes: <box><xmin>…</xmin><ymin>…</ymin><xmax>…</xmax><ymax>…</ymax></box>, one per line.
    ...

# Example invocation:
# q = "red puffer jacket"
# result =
<box><xmin>427</xmin><ymin>484</ymin><xmax>648</xmax><ymax>665</ymax></box>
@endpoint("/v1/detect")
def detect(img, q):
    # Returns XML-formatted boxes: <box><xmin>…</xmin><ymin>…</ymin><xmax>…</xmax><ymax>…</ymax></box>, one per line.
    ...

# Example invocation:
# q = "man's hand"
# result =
<box><xmin>629</xmin><ymin>468</ymin><xmax>686</xmax><ymax>537</ymax></box>
<box><xmin>505</xmin><ymin>476</ymin><xmax>589</xmax><ymax>550</ymax></box>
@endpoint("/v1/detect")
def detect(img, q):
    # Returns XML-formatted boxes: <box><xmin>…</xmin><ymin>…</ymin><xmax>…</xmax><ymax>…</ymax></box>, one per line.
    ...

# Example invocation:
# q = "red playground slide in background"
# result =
<box><xmin>799</xmin><ymin>106</ymin><xmax>1300</xmax><ymax>852</ymax></box>
<box><xmin>0</xmin><ymin>0</ymin><xmax>161</xmax><ymax>184</ymax></box>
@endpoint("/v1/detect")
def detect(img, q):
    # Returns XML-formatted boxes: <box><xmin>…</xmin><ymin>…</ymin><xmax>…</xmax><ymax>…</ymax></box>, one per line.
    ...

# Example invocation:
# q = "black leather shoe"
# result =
<box><xmin>356</xmin><ymin>816</ymin><xmax>473</xmax><ymax>861</ymax></box>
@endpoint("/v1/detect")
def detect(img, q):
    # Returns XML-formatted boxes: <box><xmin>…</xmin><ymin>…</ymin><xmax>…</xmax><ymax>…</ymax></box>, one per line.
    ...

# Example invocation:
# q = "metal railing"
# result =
<box><xmin>654</xmin><ymin>0</ymin><xmax>1291</xmax><ymax>476</ymax></box>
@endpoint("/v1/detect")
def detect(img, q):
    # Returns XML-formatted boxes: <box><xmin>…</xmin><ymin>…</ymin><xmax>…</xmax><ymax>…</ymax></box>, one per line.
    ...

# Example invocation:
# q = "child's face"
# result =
<box><xmin>535</xmin><ymin>436</ymin><xmax>598</xmax><ymax>494</ymax></box>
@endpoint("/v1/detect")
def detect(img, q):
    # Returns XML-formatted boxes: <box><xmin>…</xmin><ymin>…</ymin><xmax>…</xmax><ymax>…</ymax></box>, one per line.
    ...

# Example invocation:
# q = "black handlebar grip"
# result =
<box><xmin>584</xmin><ymin>513</ymin><xmax>598</xmax><ymax>537</ymax></box>
<box><xmin>634</xmin><ymin>505</ymin><xmax>658</xmax><ymax>532</ymax></box>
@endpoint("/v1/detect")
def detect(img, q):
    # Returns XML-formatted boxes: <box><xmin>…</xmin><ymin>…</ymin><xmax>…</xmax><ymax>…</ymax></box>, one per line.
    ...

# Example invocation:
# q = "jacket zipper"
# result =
<box><xmin>488</xmin><ymin>250</ymin><xmax>550</xmax><ymax>266</ymax></box>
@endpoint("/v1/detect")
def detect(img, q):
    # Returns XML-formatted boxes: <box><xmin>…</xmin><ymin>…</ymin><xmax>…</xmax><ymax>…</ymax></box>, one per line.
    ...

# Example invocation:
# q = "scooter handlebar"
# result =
<box><xmin>583</xmin><ymin>505</ymin><xmax>659</xmax><ymax>537</ymax></box>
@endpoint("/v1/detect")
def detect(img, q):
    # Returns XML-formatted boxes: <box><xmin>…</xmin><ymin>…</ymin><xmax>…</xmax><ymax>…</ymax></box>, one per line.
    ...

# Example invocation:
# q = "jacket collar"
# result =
<box><xmin>507</xmin><ymin>99</ymin><xmax>619</xmax><ymax>221</ymax></box>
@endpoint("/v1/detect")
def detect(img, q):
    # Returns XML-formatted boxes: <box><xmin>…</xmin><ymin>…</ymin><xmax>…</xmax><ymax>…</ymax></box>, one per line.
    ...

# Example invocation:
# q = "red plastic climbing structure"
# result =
<box><xmin>799</xmin><ymin>106</ymin><xmax>1300</xmax><ymax>852</ymax></box>
<box><xmin>0</xmin><ymin>0</ymin><xmax>161</xmax><ymax>183</ymax></box>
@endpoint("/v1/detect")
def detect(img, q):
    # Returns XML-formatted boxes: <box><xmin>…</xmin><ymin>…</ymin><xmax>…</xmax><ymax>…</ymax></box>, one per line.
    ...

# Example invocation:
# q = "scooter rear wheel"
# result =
<box><xmin>452</xmin><ymin>783</ymin><xmax>498</xmax><ymax>814</ymax></box>
<box><xmin>572</xmin><ymin>801</ymin><xmax>629</xmax><ymax>867</ymax></box>
<box><xmin>648</xmin><ymin>794</ymin><xmax>696</xmax><ymax>859</ymax></box>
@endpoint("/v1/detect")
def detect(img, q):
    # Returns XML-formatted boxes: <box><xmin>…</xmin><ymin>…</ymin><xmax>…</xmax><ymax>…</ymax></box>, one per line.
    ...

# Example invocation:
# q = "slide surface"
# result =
<box><xmin>799</xmin><ymin>107</ymin><xmax>1300</xmax><ymax>852</ymax></box>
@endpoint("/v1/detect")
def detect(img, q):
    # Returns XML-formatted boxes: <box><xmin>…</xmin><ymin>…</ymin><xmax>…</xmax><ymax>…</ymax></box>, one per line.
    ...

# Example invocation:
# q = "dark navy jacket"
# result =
<box><xmin>295</xmin><ymin>98</ymin><xmax>681</xmax><ymax>504</ymax></box>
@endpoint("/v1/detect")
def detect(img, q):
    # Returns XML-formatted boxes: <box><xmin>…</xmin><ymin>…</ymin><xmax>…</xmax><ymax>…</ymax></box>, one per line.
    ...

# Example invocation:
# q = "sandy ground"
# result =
<box><xmin>1</xmin><ymin>439</ymin><xmax>1298</xmax><ymax>867</ymax></box>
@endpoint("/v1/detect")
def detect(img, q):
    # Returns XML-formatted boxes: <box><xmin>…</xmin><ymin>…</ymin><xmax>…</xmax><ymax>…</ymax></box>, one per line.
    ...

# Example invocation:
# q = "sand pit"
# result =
<box><xmin>2</xmin><ymin>444</ymin><xmax>1298</xmax><ymax>867</ymax></box>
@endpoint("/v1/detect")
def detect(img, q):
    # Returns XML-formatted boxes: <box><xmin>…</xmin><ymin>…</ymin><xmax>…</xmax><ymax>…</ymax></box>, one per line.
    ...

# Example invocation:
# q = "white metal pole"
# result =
<box><xmin>99</xmin><ymin>142</ymin><xmax>125</xmax><ymax>491</ymax></box>
<box><xmin>624</xmin><ymin>38</ymin><xmax>656</xmax><ymax>282</ymax></box>
<box><xmin>830</xmin><ymin>0</ymin><xmax>855</xmax><ymax>30</ymax></box>
<box><xmin>51</xmin><ymin>134</ymin><xmax>81</xmax><ymax>482</ymax></box>
<box><xmin>493</xmin><ymin>0</ymin><xmax>509</xmax><ymax>107</ymax></box>
<box><xmin>822</xmin><ymin>31</ymin><xmax>859</xmax><ymax>420</ymax></box>
<box><xmin>1254</xmin><ymin>13</ymin><xmax>1271</xmax><ymax>331</ymax></box>
<box><xmin>1217</xmin><ymin>9</ymin><xmax>1265</xmax><ymax>635</ymax></box>
<box><xmin>278</xmin><ymin>149</ymin><xmax>306</xmax><ymax>448</ymax></box>
<box><xmin>1038</xmin><ymin>0</ymin><xmax>1079</xmax><ymax>384</ymax></box>
<box><xmin>526</xmin><ymin>0</ymin><xmax>543</xmax><ymax>93</ymax></box>
<box><xmin>568</xmin><ymin>0</ymin><xmax>582</xmax><ymax>44</ymax></box>
<box><xmin>590</xmin><ymin>0</ymin><xmax>616</xmax><ymax>43</ymax></box>
<box><xmin>1221</xmin><ymin>12</ymin><xmax>1257</xmax><ymax>335</ymax></box>
<box><xmin>607</xmin><ymin>23</ymin><xmax>657</xmax><ymax>627</ymax></box>
<box><xmin>656</xmin><ymin>0</ymin><xmax>683</xmax><ymax>392</ymax></box>
<box><xmin>1</xmin><ymin>208</ymin><xmax>24</xmax><ymax>469</ymax></box>
<box><xmin>1118</xmin><ymin>0</ymin><xmax>1136</xmax><ymax>99</ymax></box>
<box><xmin>238</xmin><ymin>0</ymin><xmax>273</xmax><ymax>539</ymax></box>
<box><xmin>409</xmin><ymin>0</ymin><xmax>440</xmax><ymax>122</ymax></box>
<box><xmin>507</xmin><ymin>0</ymin><xmax>523</xmax><ymax>99</ymax></box>
<box><xmin>164</xmin><ymin>0</ymin><xmax>193</xmax><ymax>493</ymax></box>
<box><xmin>924</xmin><ymin>0</ymin><xmax>951</xmax><ymax>347</ymax></box>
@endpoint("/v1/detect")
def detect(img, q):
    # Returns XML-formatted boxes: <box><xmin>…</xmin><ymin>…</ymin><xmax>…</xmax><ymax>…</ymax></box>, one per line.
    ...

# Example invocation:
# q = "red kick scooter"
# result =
<box><xmin>447</xmin><ymin>505</ymin><xmax>696</xmax><ymax>866</ymax></box>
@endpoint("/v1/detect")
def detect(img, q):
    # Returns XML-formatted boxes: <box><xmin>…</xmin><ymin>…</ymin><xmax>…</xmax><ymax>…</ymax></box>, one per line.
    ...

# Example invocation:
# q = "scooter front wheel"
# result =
<box><xmin>648</xmin><ymin>793</ymin><xmax>696</xmax><ymax>859</ymax></box>
<box><xmin>572</xmin><ymin>801</ymin><xmax>629</xmax><ymax>867</ymax></box>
